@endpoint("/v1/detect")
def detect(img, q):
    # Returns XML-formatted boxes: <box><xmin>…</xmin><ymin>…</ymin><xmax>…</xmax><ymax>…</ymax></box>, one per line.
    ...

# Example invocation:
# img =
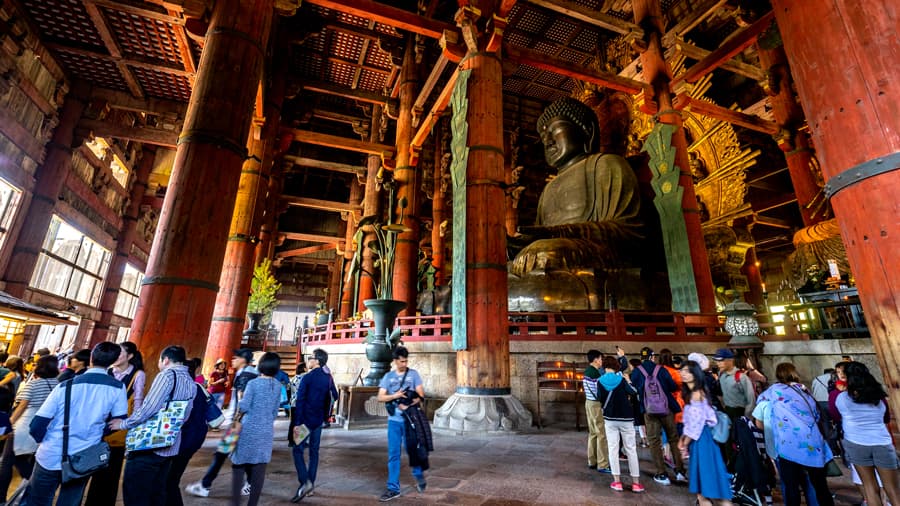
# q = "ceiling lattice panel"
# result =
<box><xmin>52</xmin><ymin>49</ymin><xmax>127</xmax><ymax>92</ymax></box>
<box><xmin>21</xmin><ymin>0</ymin><xmax>104</xmax><ymax>48</ymax></box>
<box><xmin>357</xmin><ymin>68</ymin><xmax>387</xmax><ymax>92</ymax></box>
<box><xmin>130</xmin><ymin>67</ymin><xmax>191</xmax><ymax>101</ymax></box>
<box><xmin>325</xmin><ymin>61</ymin><xmax>356</xmax><ymax>88</ymax></box>
<box><xmin>103</xmin><ymin>8</ymin><xmax>185</xmax><ymax>67</ymax></box>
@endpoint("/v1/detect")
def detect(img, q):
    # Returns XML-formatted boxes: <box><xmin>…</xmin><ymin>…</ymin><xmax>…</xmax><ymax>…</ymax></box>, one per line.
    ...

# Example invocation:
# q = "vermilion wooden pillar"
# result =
<box><xmin>633</xmin><ymin>0</ymin><xmax>716</xmax><ymax>313</ymax></box>
<box><xmin>204</xmin><ymin>110</ymin><xmax>281</xmax><ymax>370</ymax></box>
<box><xmin>358</xmin><ymin>105</ymin><xmax>383</xmax><ymax>309</ymax></box>
<box><xmin>90</xmin><ymin>148</ymin><xmax>156</xmax><ymax>346</ymax></box>
<box><xmin>454</xmin><ymin>51</ymin><xmax>510</xmax><ymax>394</ymax></box>
<box><xmin>3</xmin><ymin>81</ymin><xmax>90</xmax><ymax>298</ymax></box>
<box><xmin>771</xmin><ymin>0</ymin><xmax>900</xmax><ymax>414</ymax></box>
<box><xmin>757</xmin><ymin>43</ymin><xmax>825</xmax><ymax>226</ymax></box>
<box><xmin>339</xmin><ymin>180</ymin><xmax>362</xmax><ymax>319</ymax></box>
<box><xmin>129</xmin><ymin>0</ymin><xmax>274</xmax><ymax>375</ymax></box>
<box><xmin>431</xmin><ymin>119</ymin><xmax>447</xmax><ymax>286</ymax></box>
<box><xmin>390</xmin><ymin>37</ymin><xmax>420</xmax><ymax>314</ymax></box>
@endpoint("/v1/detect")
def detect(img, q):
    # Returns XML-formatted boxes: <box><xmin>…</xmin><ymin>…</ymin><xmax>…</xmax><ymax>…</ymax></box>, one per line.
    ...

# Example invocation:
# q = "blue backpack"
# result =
<box><xmin>711</xmin><ymin>409</ymin><xmax>732</xmax><ymax>443</ymax></box>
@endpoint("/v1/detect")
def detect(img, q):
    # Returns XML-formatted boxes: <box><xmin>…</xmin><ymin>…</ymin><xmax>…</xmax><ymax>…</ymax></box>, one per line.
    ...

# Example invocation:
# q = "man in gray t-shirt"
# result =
<box><xmin>376</xmin><ymin>346</ymin><xmax>425</xmax><ymax>501</ymax></box>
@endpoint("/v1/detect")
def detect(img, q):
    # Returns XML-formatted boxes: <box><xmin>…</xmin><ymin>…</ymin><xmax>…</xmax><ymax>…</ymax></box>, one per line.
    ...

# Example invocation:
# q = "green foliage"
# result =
<box><xmin>248</xmin><ymin>258</ymin><xmax>281</xmax><ymax>321</ymax></box>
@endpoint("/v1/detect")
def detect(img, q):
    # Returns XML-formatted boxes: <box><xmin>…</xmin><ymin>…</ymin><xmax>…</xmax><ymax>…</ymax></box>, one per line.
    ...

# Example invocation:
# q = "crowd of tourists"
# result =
<box><xmin>583</xmin><ymin>346</ymin><xmax>899</xmax><ymax>506</ymax></box>
<box><xmin>0</xmin><ymin>340</ymin><xmax>428</xmax><ymax>505</ymax></box>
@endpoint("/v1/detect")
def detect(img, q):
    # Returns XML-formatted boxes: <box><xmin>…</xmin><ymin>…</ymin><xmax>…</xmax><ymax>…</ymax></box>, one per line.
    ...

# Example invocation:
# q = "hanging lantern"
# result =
<box><xmin>722</xmin><ymin>296</ymin><xmax>762</xmax><ymax>348</ymax></box>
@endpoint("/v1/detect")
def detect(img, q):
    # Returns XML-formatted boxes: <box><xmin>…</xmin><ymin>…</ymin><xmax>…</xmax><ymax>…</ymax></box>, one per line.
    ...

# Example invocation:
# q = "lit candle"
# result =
<box><xmin>761</xmin><ymin>282</ymin><xmax>766</xmax><ymax>292</ymax></box>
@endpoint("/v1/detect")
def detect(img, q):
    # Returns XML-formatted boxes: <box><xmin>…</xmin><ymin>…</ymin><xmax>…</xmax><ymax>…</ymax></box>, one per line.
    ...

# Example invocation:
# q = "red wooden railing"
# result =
<box><xmin>297</xmin><ymin>310</ymin><xmax>732</xmax><ymax>363</ymax></box>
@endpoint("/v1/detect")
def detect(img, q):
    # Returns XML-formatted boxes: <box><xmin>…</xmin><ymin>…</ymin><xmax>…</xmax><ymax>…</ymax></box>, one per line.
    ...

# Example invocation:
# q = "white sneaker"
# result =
<box><xmin>242</xmin><ymin>481</ymin><xmax>252</xmax><ymax>496</ymax></box>
<box><xmin>185</xmin><ymin>482</ymin><xmax>210</xmax><ymax>497</ymax></box>
<box><xmin>675</xmin><ymin>471</ymin><xmax>688</xmax><ymax>483</ymax></box>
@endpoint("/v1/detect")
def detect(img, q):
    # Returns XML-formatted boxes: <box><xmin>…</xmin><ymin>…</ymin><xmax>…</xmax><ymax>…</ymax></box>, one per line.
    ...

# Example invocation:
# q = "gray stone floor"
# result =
<box><xmin>173</xmin><ymin>417</ymin><xmax>863</xmax><ymax>506</ymax></box>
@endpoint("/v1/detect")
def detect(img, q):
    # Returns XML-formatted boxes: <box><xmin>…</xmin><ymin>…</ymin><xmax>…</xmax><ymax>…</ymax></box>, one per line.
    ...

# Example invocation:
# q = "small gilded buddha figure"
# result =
<box><xmin>511</xmin><ymin>97</ymin><xmax>644</xmax><ymax>278</ymax></box>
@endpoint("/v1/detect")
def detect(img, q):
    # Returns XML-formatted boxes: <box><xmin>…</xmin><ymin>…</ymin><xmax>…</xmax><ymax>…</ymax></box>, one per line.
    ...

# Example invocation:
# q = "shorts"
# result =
<box><xmin>843</xmin><ymin>439</ymin><xmax>900</xmax><ymax>469</ymax></box>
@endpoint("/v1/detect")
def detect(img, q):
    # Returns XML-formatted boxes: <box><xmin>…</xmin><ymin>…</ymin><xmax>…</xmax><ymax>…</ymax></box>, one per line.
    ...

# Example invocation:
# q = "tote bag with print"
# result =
<box><xmin>125</xmin><ymin>371</ymin><xmax>190</xmax><ymax>452</ymax></box>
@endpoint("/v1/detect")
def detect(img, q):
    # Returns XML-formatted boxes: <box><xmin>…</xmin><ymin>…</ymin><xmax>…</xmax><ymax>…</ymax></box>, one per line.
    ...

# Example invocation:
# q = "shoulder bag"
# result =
<box><xmin>104</xmin><ymin>372</ymin><xmax>138</xmax><ymax>448</ymax></box>
<box><xmin>125</xmin><ymin>370</ymin><xmax>191</xmax><ymax>452</ymax></box>
<box><xmin>60</xmin><ymin>380</ymin><xmax>111</xmax><ymax>483</ymax></box>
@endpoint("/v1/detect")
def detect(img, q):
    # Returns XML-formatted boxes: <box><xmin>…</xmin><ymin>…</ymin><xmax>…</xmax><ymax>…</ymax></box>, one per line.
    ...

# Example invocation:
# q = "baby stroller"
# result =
<box><xmin>731</xmin><ymin>416</ymin><xmax>775</xmax><ymax>506</ymax></box>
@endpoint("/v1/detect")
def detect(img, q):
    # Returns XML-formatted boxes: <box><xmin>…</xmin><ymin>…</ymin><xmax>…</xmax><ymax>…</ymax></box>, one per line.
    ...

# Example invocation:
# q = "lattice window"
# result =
<box><xmin>53</xmin><ymin>50</ymin><xmax>128</xmax><ymax>92</ymax></box>
<box><xmin>364</xmin><ymin>48</ymin><xmax>393</xmax><ymax>70</ymax></box>
<box><xmin>104</xmin><ymin>8</ymin><xmax>184</xmax><ymax>67</ymax></box>
<box><xmin>535</xmin><ymin>71</ymin><xmax>566</xmax><ymax>89</ymax></box>
<box><xmin>532</xmin><ymin>41</ymin><xmax>558</xmax><ymax>56</ymax></box>
<box><xmin>517</xmin><ymin>9</ymin><xmax>549</xmax><ymax>34</ymax></box>
<box><xmin>546</xmin><ymin>18</ymin><xmax>576</xmax><ymax>45</ymax></box>
<box><xmin>506</xmin><ymin>31</ymin><xmax>532</xmax><ymax>48</ymax></box>
<box><xmin>512</xmin><ymin>64</ymin><xmax>541</xmax><ymax>81</ymax></box>
<box><xmin>357</xmin><ymin>69</ymin><xmax>386</xmax><ymax>92</ymax></box>
<box><xmin>571</xmin><ymin>28</ymin><xmax>599</xmax><ymax>53</ymax></box>
<box><xmin>21</xmin><ymin>0</ymin><xmax>104</xmax><ymax>48</ymax></box>
<box><xmin>557</xmin><ymin>48</ymin><xmax>586</xmax><ymax>65</ymax></box>
<box><xmin>130</xmin><ymin>67</ymin><xmax>191</xmax><ymax>101</ymax></box>
<box><xmin>294</xmin><ymin>52</ymin><xmax>323</xmax><ymax>80</ymax></box>
<box><xmin>326</xmin><ymin>61</ymin><xmax>355</xmax><ymax>87</ymax></box>
<box><xmin>336</xmin><ymin>12</ymin><xmax>369</xmax><ymax>28</ymax></box>
<box><xmin>331</xmin><ymin>31</ymin><xmax>364</xmax><ymax>63</ymax></box>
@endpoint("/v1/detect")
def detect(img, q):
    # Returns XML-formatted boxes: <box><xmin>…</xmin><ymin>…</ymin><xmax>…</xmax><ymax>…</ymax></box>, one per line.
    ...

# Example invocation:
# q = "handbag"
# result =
<box><xmin>125</xmin><ymin>371</ymin><xmax>190</xmax><ymax>452</ymax></box>
<box><xmin>711</xmin><ymin>409</ymin><xmax>732</xmax><ymax>444</ymax></box>
<box><xmin>60</xmin><ymin>381</ymin><xmax>110</xmax><ymax>483</ymax></box>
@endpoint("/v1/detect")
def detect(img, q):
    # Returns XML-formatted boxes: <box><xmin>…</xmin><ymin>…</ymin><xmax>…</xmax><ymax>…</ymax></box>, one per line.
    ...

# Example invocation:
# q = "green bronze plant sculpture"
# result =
<box><xmin>247</xmin><ymin>258</ymin><xmax>281</xmax><ymax>325</ymax></box>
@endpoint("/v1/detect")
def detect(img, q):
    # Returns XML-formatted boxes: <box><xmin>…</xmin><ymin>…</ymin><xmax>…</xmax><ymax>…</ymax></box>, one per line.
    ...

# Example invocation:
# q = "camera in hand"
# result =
<box><xmin>385</xmin><ymin>388</ymin><xmax>419</xmax><ymax>416</ymax></box>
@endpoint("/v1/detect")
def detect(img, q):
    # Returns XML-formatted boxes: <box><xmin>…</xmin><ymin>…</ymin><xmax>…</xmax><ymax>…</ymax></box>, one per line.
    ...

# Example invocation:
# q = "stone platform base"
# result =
<box><xmin>433</xmin><ymin>393</ymin><xmax>532</xmax><ymax>434</ymax></box>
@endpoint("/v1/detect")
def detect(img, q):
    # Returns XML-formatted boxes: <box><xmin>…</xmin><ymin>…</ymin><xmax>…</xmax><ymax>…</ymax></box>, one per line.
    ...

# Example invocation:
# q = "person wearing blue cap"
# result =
<box><xmin>713</xmin><ymin>348</ymin><xmax>756</xmax><ymax>422</ymax></box>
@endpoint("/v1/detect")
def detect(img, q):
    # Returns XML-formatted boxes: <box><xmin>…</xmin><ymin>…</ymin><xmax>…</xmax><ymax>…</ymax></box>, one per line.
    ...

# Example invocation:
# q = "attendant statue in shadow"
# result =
<box><xmin>509</xmin><ymin>97</ymin><xmax>665</xmax><ymax>311</ymax></box>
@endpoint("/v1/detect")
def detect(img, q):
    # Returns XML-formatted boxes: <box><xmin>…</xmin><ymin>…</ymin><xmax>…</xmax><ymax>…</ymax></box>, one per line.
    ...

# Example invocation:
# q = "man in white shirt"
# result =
<box><xmin>27</xmin><ymin>342</ymin><xmax>128</xmax><ymax>506</ymax></box>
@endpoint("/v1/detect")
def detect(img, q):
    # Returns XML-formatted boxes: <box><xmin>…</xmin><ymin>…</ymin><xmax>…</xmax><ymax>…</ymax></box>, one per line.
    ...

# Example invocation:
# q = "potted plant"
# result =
<box><xmin>246</xmin><ymin>258</ymin><xmax>281</xmax><ymax>340</ymax></box>
<box><xmin>351</xmin><ymin>196</ymin><xmax>411</xmax><ymax>385</ymax></box>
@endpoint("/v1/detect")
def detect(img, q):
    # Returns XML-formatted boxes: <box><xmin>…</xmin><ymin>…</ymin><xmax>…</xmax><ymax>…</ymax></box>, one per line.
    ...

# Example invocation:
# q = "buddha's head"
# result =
<box><xmin>537</xmin><ymin>98</ymin><xmax>599</xmax><ymax>169</ymax></box>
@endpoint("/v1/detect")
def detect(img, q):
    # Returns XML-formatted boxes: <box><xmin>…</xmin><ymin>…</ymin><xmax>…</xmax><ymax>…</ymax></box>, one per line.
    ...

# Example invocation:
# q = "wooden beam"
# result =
<box><xmin>77</xmin><ymin>118</ymin><xmax>179</xmax><ymax>147</ymax></box>
<box><xmin>283</xmin><ymin>156</ymin><xmax>365</xmax><ymax>174</ymax></box>
<box><xmin>303</xmin><ymin>0</ymin><xmax>456</xmax><ymax>39</ymax></box>
<box><xmin>90</xmin><ymin>87</ymin><xmax>187</xmax><ymax>116</ymax></box>
<box><xmin>299</xmin><ymin>79</ymin><xmax>391</xmax><ymax>106</ymax></box>
<box><xmin>289</xmin><ymin>129</ymin><xmax>395</xmax><ymax>157</ymax></box>
<box><xmin>310</xmin><ymin>109</ymin><xmax>366</xmax><ymax>125</ymax></box>
<box><xmin>282</xmin><ymin>195</ymin><xmax>362</xmax><ymax>213</ymax></box>
<box><xmin>677</xmin><ymin>95</ymin><xmax>779</xmax><ymax>135</ymax></box>
<box><xmin>46</xmin><ymin>43</ymin><xmax>194</xmax><ymax>77</ymax></box>
<box><xmin>82</xmin><ymin>0</ymin><xmax>145</xmax><ymax>98</ymax></box>
<box><xmin>278</xmin><ymin>257</ymin><xmax>335</xmax><ymax>266</ymax></box>
<box><xmin>413</xmin><ymin>53</ymin><xmax>449</xmax><ymax>127</ymax></box>
<box><xmin>504</xmin><ymin>44</ymin><xmax>647</xmax><ymax>95</ymax></box>
<box><xmin>753</xmin><ymin>193</ymin><xmax>797</xmax><ymax>214</ymax></box>
<box><xmin>275</xmin><ymin>243</ymin><xmax>340</xmax><ymax>258</ymax></box>
<box><xmin>325</xmin><ymin>22</ymin><xmax>401</xmax><ymax>42</ymax></box>
<box><xmin>753</xmin><ymin>214</ymin><xmax>794</xmax><ymax>229</ymax></box>
<box><xmin>524</xmin><ymin>0</ymin><xmax>639</xmax><ymax>35</ymax></box>
<box><xmin>664</xmin><ymin>0</ymin><xmax>728</xmax><ymax>39</ymax></box>
<box><xmin>669</xmin><ymin>40</ymin><xmax>764</xmax><ymax>81</ymax></box>
<box><xmin>675</xmin><ymin>10</ymin><xmax>775</xmax><ymax>85</ymax></box>
<box><xmin>410</xmin><ymin>67</ymin><xmax>458</xmax><ymax>156</ymax></box>
<box><xmin>281</xmin><ymin>232</ymin><xmax>344</xmax><ymax>243</ymax></box>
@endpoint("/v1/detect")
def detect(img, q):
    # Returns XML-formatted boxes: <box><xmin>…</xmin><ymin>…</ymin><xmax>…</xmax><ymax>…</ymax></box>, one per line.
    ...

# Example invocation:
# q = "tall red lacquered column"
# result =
<box><xmin>129</xmin><ymin>0</ymin><xmax>274</xmax><ymax>375</ymax></box>
<box><xmin>771</xmin><ymin>0</ymin><xmax>900</xmax><ymax>414</ymax></box>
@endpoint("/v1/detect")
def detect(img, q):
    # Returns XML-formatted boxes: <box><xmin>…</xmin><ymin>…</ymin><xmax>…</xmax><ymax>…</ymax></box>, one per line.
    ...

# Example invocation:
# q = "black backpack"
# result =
<box><xmin>178</xmin><ymin>384</ymin><xmax>209</xmax><ymax>456</ymax></box>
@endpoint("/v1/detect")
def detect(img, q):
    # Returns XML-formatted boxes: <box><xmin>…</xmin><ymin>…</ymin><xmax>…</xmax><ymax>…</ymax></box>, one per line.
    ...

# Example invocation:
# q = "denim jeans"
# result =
<box><xmin>292</xmin><ymin>425</ymin><xmax>323</xmax><ymax>485</ymax></box>
<box><xmin>386</xmin><ymin>420</ymin><xmax>423</xmax><ymax>493</ymax></box>
<box><xmin>776</xmin><ymin>457</ymin><xmax>832</xmax><ymax>506</ymax></box>
<box><xmin>22</xmin><ymin>462</ymin><xmax>89</xmax><ymax>506</ymax></box>
<box><xmin>211</xmin><ymin>392</ymin><xmax>225</xmax><ymax>409</ymax></box>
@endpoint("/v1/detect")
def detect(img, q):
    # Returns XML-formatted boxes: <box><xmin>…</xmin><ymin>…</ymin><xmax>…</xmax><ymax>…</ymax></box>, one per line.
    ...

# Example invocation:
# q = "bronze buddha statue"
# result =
<box><xmin>508</xmin><ymin>97</ymin><xmax>653</xmax><ymax>311</ymax></box>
